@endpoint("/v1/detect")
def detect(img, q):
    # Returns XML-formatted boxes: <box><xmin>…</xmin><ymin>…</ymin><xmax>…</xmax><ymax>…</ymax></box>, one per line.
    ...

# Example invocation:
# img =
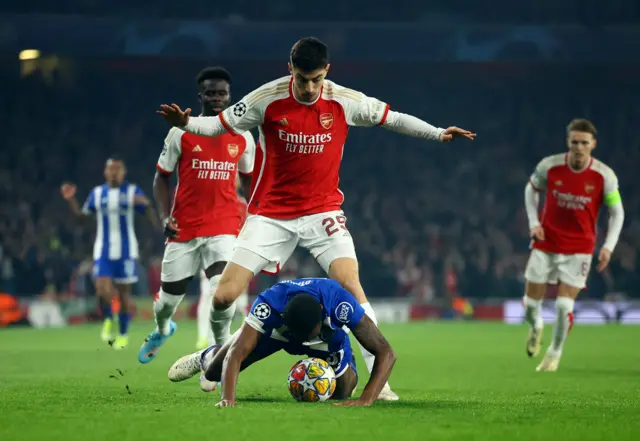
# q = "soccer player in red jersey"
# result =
<box><xmin>157</xmin><ymin>38</ymin><xmax>475</xmax><ymax>401</ymax></box>
<box><xmin>139</xmin><ymin>67</ymin><xmax>255</xmax><ymax>364</ymax></box>
<box><xmin>523</xmin><ymin>119</ymin><xmax>624</xmax><ymax>372</ymax></box>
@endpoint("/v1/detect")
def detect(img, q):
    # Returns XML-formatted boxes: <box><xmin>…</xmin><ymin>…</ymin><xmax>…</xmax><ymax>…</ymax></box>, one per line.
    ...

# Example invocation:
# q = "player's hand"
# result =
<box><xmin>530</xmin><ymin>225</ymin><xmax>545</xmax><ymax>242</ymax></box>
<box><xmin>440</xmin><ymin>126</ymin><xmax>476</xmax><ymax>142</ymax></box>
<box><xmin>215</xmin><ymin>399</ymin><xmax>237</xmax><ymax>408</ymax></box>
<box><xmin>157</xmin><ymin>103</ymin><xmax>192</xmax><ymax>127</ymax></box>
<box><xmin>60</xmin><ymin>183</ymin><xmax>77</xmax><ymax>200</ymax></box>
<box><xmin>162</xmin><ymin>216</ymin><xmax>180</xmax><ymax>239</ymax></box>
<box><xmin>596</xmin><ymin>247</ymin><xmax>612</xmax><ymax>272</ymax></box>
<box><xmin>333</xmin><ymin>399</ymin><xmax>374</xmax><ymax>407</ymax></box>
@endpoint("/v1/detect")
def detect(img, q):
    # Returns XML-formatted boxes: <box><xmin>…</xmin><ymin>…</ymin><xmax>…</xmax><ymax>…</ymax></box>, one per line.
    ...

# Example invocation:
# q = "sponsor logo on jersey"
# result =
<box><xmin>278</xmin><ymin>129</ymin><xmax>332</xmax><ymax>155</ymax></box>
<box><xmin>552</xmin><ymin>190</ymin><xmax>592</xmax><ymax>210</ymax></box>
<box><xmin>227</xmin><ymin>144</ymin><xmax>239</xmax><ymax>157</ymax></box>
<box><xmin>554</xmin><ymin>180</ymin><xmax>563</xmax><ymax>187</ymax></box>
<box><xmin>192</xmin><ymin>159</ymin><xmax>236</xmax><ymax>180</ymax></box>
<box><xmin>336</xmin><ymin>301</ymin><xmax>354</xmax><ymax>324</ymax></box>
<box><xmin>278</xmin><ymin>118</ymin><xmax>289</xmax><ymax>126</ymax></box>
<box><xmin>320</xmin><ymin>113</ymin><xmax>333</xmax><ymax>129</ymax></box>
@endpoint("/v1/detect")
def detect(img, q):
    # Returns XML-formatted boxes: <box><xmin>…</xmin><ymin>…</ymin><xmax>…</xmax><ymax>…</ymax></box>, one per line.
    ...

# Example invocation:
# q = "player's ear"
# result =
<box><xmin>288</xmin><ymin>62</ymin><xmax>293</xmax><ymax>74</ymax></box>
<box><xmin>325</xmin><ymin>64</ymin><xmax>330</xmax><ymax>74</ymax></box>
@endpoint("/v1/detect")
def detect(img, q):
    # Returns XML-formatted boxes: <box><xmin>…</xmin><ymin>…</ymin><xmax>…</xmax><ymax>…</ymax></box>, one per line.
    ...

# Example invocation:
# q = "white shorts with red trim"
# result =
<box><xmin>231</xmin><ymin>210</ymin><xmax>357</xmax><ymax>275</ymax></box>
<box><xmin>524</xmin><ymin>249</ymin><xmax>593</xmax><ymax>289</ymax></box>
<box><xmin>161</xmin><ymin>235</ymin><xmax>236</xmax><ymax>282</ymax></box>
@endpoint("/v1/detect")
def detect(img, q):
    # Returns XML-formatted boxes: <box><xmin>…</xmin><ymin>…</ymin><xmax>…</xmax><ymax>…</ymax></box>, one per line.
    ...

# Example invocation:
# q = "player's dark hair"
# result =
<box><xmin>290</xmin><ymin>37</ymin><xmax>329</xmax><ymax>72</ymax></box>
<box><xmin>196</xmin><ymin>67</ymin><xmax>232</xmax><ymax>87</ymax></box>
<box><xmin>107</xmin><ymin>155</ymin><xmax>124</xmax><ymax>163</ymax></box>
<box><xmin>566</xmin><ymin>118</ymin><xmax>597</xmax><ymax>138</ymax></box>
<box><xmin>283</xmin><ymin>294</ymin><xmax>323</xmax><ymax>340</ymax></box>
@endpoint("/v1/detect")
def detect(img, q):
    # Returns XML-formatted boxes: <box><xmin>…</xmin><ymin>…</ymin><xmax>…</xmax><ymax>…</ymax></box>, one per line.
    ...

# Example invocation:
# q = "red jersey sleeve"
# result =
<box><xmin>157</xmin><ymin>128</ymin><xmax>183</xmax><ymax>175</ymax></box>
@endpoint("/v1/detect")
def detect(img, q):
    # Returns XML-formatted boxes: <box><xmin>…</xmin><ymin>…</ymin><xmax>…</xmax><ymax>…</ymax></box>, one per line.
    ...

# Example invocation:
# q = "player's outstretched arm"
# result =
<box><xmin>60</xmin><ymin>183</ymin><xmax>88</xmax><ymax>218</ymax></box>
<box><xmin>217</xmin><ymin>324</ymin><xmax>260</xmax><ymax>408</ymax></box>
<box><xmin>382</xmin><ymin>111</ymin><xmax>476</xmax><ymax>142</ymax></box>
<box><xmin>335</xmin><ymin>315</ymin><xmax>396</xmax><ymax>407</ymax></box>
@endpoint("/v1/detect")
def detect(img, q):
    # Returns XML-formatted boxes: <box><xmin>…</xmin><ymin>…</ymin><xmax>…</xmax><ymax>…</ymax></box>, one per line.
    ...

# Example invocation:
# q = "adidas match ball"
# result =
<box><xmin>287</xmin><ymin>358</ymin><xmax>337</xmax><ymax>402</ymax></box>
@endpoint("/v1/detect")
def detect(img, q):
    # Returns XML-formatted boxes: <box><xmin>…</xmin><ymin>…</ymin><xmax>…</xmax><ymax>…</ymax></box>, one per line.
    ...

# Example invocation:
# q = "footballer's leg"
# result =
<box><xmin>196</xmin><ymin>269</ymin><xmax>214</xmax><ymax>349</ymax></box>
<box><xmin>212</xmin><ymin>216</ymin><xmax>297</xmax><ymax>347</ymax></box>
<box><xmin>523</xmin><ymin>249</ymin><xmax>554</xmax><ymax>358</ymax></box>
<box><xmin>169</xmin><ymin>330</ymin><xmax>277</xmax><ymax>392</ymax></box>
<box><xmin>202</xmin><ymin>235</ymin><xmax>243</xmax><ymax>348</ymax></box>
<box><xmin>138</xmin><ymin>240</ymin><xmax>198</xmax><ymax>363</ymax></box>
<box><xmin>332</xmin><ymin>365</ymin><xmax>358</xmax><ymax>400</ymax></box>
<box><xmin>303</xmin><ymin>211</ymin><xmax>398</xmax><ymax>401</ymax></box>
<box><xmin>537</xmin><ymin>254</ymin><xmax>589</xmax><ymax>372</ymax></box>
<box><xmin>111</xmin><ymin>258</ymin><xmax>138</xmax><ymax>350</ymax></box>
<box><xmin>94</xmin><ymin>259</ymin><xmax>116</xmax><ymax>344</ymax></box>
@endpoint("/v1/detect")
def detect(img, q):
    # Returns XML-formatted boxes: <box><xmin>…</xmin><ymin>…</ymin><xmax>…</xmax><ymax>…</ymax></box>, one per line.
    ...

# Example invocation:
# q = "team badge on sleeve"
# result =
<box><xmin>253</xmin><ymin>303</ymin><xmax>272</xmax><ymax>320</ymax></box>
<box><xmin>335</xmin><ymin>302</ymin><xmax>354</xmax><ymax>324</ymax></box>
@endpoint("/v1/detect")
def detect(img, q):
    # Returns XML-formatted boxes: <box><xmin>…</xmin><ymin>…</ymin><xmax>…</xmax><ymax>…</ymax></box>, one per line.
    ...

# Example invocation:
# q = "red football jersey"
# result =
<box><xmin>156</xmin><ymin>128</ymin><xmax>255</xmax><ymax>242</ymax></box>
<box><xmin>529</xmin><ymin>153</ymin><xmax>618</xmax><ymax>254</ymax></box>
<box><xmin>218</xmin><ymin>76</ymin><xmax>390</xmax><ymax>219</ymax></box>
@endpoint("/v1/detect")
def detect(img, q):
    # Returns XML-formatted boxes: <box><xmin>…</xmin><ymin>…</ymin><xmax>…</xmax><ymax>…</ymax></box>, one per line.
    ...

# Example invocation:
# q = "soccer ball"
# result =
<box><xmin>287</xmin><ymin>358</ymin><xmax>337</xmax><ymax>402</ymax></box>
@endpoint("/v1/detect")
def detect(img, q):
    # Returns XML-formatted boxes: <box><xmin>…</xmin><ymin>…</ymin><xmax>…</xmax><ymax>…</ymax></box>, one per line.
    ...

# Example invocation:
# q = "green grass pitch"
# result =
<box><xmin>1</xmin><ymin>321</ymin><xmax>639</xmax><ymax>441</ymax></box>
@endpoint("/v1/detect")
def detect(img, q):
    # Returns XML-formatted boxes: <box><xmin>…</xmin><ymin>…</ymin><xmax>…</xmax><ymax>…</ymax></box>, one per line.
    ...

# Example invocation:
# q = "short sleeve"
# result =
<box><xmin>238</xmin><ymin>132</ymin><xmax>256</xmax><ymax>175</ymax></box>
<box><xmin>133</xmin><ymin>185</ymin><xmax>148</xmax><ymax>214</ymax></box>
<box><xmin>529</xmin><ymin>159</ymin><xmax>550</xmax><ymax>191</ymax></box>
<box><xmin>328</xmin><ymin>286</ymin><xmax>366</xmax><ymax>330</ymax></box>
<box><xmin>336</xmin><ymin>87</ymin><xmax>390</xmax><ymax>127</ymax></box>
<box><xmin>220</xmin><ymin>96</ymin><xmax>264</xmax><ymax>135</ymax></box>
<box><xmin>245</xmin><ymin>295</ymin><xmax>278</xmax><ymax>334</ymax></box>
<box><xmin>157</xmin><ymin>128</ymin><xmax>183</xmax><ymax>175</ymax></box>
<box><xmin>81</xmin><ymin>188</ymin><xmax>96</xmax><ymax>215</ymax></box>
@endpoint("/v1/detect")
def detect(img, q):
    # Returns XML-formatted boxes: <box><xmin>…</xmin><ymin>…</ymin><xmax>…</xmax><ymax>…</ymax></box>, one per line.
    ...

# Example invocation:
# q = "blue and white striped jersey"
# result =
<box><xmin>82</xmin><ymin>182</ymin><xmax>148</xmax><ymax>260</ymax></box>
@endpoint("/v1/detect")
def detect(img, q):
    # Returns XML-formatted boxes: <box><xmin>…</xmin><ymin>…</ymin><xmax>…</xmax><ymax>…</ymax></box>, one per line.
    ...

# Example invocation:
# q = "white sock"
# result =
<box><xmin>358</xmin><ymin>302</ymin><xmax>379</xmax><ymax>375</ymax></box>
<box><xmin>197</xmin><ymin>275</ymin><xmax>219</xmax><ymax>343</ymax></box>
<box><xmin>550</xmin><ymin>297</ymin><xmax>575</xmax><ymax>356</ymax></box>
<box><xmin>154</xmin><ymin>288</ymin><xmax>184</xmax><ymax>336</ymax></box>
<box><xmin>210</xmin><ymin>302</ymin><xmax>236</xmax><ymax>347</ymax></box>
<box><xmin>523</xmin><ymin>296</ymin><xmax>544</xmax><ymax>330</ymax></box>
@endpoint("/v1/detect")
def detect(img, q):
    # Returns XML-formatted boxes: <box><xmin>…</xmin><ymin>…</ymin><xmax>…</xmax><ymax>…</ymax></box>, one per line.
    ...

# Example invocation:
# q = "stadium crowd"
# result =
<box><xmin>1</xmin><ymin>61</ymin><xmax>638</xmax><ymax>303</ymax></box>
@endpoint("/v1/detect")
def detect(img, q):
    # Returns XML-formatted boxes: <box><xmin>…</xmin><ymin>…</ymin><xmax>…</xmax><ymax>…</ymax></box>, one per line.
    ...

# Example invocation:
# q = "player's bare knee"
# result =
<box><xmin>332</xmin><ymin>369</ymin><xmax>358</xmax><ymax>400</ymax></box>
<box><xmin>162</xmin><ymin>278</ymin><xmax>191</xmax><ymax>295</ymax></box>
<box><xmin>525</xmin><ymin>280</ymin><xmax>547</xmax><ymax>300</ymax></box>
<box><xmin>557</xmin><ymin>283</ymin><xmax>581</xmax><ymax>300</ymax></box>
<box><xmin>213</xmin><ymin>276</ymin><xmax>244</xmax><ymax>309</ymax></box>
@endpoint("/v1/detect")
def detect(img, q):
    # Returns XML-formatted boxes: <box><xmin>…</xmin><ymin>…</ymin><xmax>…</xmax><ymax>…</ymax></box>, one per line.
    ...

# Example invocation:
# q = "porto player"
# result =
<box><xmin>61</xmin><ymin>158</ymin><xmax>158</xmax><ymax>349</ymax></box>
<box><xmin>138</xmin><ymin>67</ymin><xmax>255</xmax><ymax>363</ymax></box>
<box><xmin>523</xmin><ymin>119</ymin><xmax>624</xmax><ymax>372</ymax></box>
<box><xmin>168</xmin><ymin>278</ymin><xmax>396</xmax><ymax>408</ymax></box>
<box><xmin>156</xmin><ymin>38</ymin><xmax>475</xmax><ymax>399</ymax></box>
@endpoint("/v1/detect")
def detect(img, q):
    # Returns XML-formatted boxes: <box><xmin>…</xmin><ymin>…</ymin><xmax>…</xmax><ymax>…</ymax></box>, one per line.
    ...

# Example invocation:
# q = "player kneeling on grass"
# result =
<box><xmin>168</xmin><ymin>278</ymin><xmax>396</xmax><ymax>407</ymax></box>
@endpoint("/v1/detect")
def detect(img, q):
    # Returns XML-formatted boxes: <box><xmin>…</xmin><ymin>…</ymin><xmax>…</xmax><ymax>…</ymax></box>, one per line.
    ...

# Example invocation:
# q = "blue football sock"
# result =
<box><xmin>100</xmin><ymin>299</ymin><xmax>113</xmax><ymax>319</ymax></box>
<box><xmin>118</xmin><ymin>312</ymin><xmax>130</xmax><ymax>336</ymax></box>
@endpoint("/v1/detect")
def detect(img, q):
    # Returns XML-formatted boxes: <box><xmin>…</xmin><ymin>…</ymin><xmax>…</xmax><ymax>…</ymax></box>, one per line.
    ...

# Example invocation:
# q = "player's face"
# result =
<box><xmin>289</xmin><ymin>63</ymin><xmax>330</xmax><ymax>103</ymax></box>
<box><xmin>291</xmin><ymin>321</ymin><xmax>323</xmax><ymax>342</ymax></box>
<box><xmin>104</xmin><ymin>160</ymin><xmax>125</xmax><ymax>186</ymax></box>
<box><xmin>198</xmin><ymin>79</ymin><xmax>231</xmax><ymax>116</ymax></box>
<box><xmin>567</xmin><ymin>131</ymin><xmax>596</xmax><ymax>169</ymax></box>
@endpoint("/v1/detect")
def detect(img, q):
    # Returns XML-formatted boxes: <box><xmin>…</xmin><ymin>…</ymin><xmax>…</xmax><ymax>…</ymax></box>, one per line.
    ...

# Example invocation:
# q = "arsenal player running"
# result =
<box><xmin>523</xmin><ymin>119</ymin><xmax>624</xmax><ymax>372</ymax></box>
<box><xmin>157</xmin><ymin>38</ymin><xmax>475</xmax><ymax>402</ymax></box>
<box><xmin>139</xmin><ymin>67</ymin><xmax>255</xmax><ymax>364</ymax></box>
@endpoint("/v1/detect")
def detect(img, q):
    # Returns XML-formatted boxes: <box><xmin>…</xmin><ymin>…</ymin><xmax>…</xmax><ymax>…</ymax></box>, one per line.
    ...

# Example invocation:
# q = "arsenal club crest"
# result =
<box><xmin>584</xmin><ymin>182</ymin><xmax>595</xmax><ymax>194</ymax></box>
<box><xmin>320</xmin><ymin>113</ymin><xmax>333</xmax><ymax>130</ymax></box>
<box><xmin>227</xmin><ymin>144</ymin><xmax>239</xmax><ymax>157</ymax></box>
